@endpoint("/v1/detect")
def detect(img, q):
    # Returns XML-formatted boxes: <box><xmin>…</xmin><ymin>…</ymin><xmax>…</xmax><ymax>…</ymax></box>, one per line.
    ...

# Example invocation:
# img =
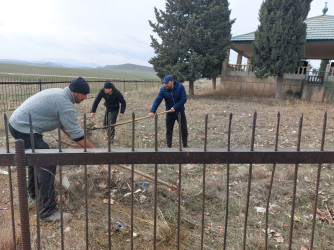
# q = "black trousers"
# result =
<box><xmin>104</xmin><ymin>110</ymin><xmax>118</xmax><ymax>141</ymax></box>
<box><xmin>166</xmin><ymin>111</ymin><xmax>188</xmax><ymax>148</ymax></box>
<box><xmin>9</xmin><ymin>124</ymin><xmax>57</xmax><ymax>219</ymax></box>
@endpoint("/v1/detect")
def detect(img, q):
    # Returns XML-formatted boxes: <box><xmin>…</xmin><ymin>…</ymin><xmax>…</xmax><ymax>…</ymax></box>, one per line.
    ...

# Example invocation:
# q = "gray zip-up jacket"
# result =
<box><xmin>9</xmin><ymin>86</ymin><xmax>84</xmax><ymax>140</ymax></box>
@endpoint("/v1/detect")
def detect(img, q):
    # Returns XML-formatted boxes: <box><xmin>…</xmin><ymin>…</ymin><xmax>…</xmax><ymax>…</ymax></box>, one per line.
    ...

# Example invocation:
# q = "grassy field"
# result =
<box><xmin>1</xmin><ymin>81</ymin><xmax>334</xmax><ymax>249</ymax></box>
<box><xmin>0</xmin><ymin>62</ymin><xmax>160</xmax><ymax>81</ymax></box>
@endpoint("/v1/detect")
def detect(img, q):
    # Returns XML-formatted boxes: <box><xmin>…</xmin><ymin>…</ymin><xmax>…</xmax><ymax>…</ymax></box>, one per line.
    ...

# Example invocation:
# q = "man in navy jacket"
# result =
<box><xmin>148</xmin><ymin>75</ymin><xmax>188</xmax><ymax>148</ymax></box>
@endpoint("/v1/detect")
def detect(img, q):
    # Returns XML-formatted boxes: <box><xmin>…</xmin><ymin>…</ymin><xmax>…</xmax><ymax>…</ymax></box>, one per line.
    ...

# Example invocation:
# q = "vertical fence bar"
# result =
<box><xmin>265</xmin><ymin>111</ymin><xmax>280</xmax><ymax>249</ymax></box>
<box><xmin>29</xmin><ymin>113</ymin><xmax>41</xmax><ymax>249</ymax></box>
<box><xmin>84</xmin><ymin>114</ymin><xmax>89</xmax><ymax>249</ymax></box>
<box><xmin>200</xmin><ymin>114</ymin><xmax>208</xmax><ymax>250</ymax></box>
<box><xmin>14</xmin><ymin>79</ymin><xmax>18</xmax><ymax>108</ymax></box>
<box><xmin>153</xmin><ymin>114</ymin><xmax>158</xmax><ymax>250</ymax></box>
<box><xmin>131</xmin><ymin>112</ymin><xmax>135</xmax><ymax>250</ymax></box>
<box><xmin>310</xmin><ymin>112</ymin><xmax>327</xmax><ymax>250</ymax></box>
<box><xmin>107</xmin><ymin>112</ymin><xmax>112</xmax><ymax>250</ymax></box>
<box><xmin>177</xmin><ymin>112</ymin><xmax>182</xmax><ymax>249</ymax></box>
<box><xmin>242</xmin><ymin>111</ymin><xmax>257</xmax><ymax>250</ymax></box>
<box><xmin>223</xmin><ymin>113</ymin><xmax>232</xmax><ymax>250</ymax></box>
<box><xmin>108</xmin><ymin>112</ymin><xmax>112</xmax><ymax>149</ymax></box>
<box><xmin>84</xmin><ymin>114</ymin><xmax>87</xmax><ymax>152</ymax></box>
<box><xmin>57</xmin><ymin>112</ymin><xmax>65</xmax><ymax>250</ymax></box>
<box><xmin>4</xmin><ymin>113</ymin><xmax>17</xmax><ymax>250</ymax></box>
<box><xmin>15</xmin><ymin>139</ymin><xmax>31</xmax><ymax>250</ymax></box>
<box><xmin>288</xmin><ymin>114</ymin><xmax>303</xmax><ymax>250</ymax></box>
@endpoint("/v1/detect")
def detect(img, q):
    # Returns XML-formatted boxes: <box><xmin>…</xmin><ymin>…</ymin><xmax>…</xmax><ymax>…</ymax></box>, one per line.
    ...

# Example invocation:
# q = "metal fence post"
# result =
<box><xmin>15</xmin><ymin>139</ymin><xmax>31</xmax><ymax>250</ymax></box>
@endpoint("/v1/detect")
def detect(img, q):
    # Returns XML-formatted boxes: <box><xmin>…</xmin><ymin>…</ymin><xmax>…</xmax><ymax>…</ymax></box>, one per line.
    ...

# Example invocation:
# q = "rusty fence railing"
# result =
<box><xmin>0</xmin><ymin>112</ymin><xmax>333</xmax><ymax>249</ymax></box>
<box><xmin>0</xmin><ymin>78</ymin><xmax>160</xmax><ymax>112</ymax></box>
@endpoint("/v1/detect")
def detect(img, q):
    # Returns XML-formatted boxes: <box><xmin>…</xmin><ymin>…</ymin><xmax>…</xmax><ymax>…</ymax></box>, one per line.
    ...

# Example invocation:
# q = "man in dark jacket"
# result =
<box><xmin>90</xmin><ymin>81</ymin><xmax>126</xmax><ymax>143</ymax></box>
<box><xmin>148</xmin><ymin>75</ymin><xmax>188</xmax><ymax>148</ymax></box>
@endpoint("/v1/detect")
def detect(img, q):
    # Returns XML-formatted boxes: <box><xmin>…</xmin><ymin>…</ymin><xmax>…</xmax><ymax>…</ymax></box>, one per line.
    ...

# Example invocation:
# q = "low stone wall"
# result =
<box><xmin>302</xmin><ymin>85</ymin><xmax>324</xmax><ymax>102</ymax></box>
<box><xmin>302</xmin><ymin>84</ymin><xmax>334</xmax><ymax>102</ymax></box>
<box><xmin>220</xmin><ymin>73</ymin><xmax>303</xmax><ymax>97</ymax></box>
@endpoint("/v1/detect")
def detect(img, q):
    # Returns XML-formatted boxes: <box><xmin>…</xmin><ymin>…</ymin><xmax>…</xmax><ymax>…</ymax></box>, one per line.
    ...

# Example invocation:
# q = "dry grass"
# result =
<box><xmin>1</xmin><ymin>80</ymin><xmax>334</xmax><ymax>249</ymax></box>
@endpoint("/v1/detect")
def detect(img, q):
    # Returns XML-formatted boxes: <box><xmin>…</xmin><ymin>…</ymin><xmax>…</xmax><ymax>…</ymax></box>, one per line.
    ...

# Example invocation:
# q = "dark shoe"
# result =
<box><xmin>183</xmin><ymin>145</ymin><xmax>190</xmax><ymax>148</ymax></box>
<box><xmin>40</xmin><ymin>211</ymin><xmax>72</xmax><ymax>222</ymax></box>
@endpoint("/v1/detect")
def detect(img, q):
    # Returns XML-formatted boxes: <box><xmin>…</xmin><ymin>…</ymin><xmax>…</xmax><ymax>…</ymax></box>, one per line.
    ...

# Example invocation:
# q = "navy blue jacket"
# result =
<box><xmin>91</xmin><ymin>85</ymin><xmax>126</xmax><ymax>114</ymax></box>
<box><xmin>150</xmin><ymin>80</ymin><xmax>187</xmax><ymax>113</ymax></box>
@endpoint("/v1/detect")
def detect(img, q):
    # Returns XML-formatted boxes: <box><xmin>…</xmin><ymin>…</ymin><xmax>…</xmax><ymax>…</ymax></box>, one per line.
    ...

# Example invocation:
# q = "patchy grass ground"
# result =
<box><xmin>1</xmin><ymin>80</ymin><xmax>334</xmax><ymax>249</ymax></box>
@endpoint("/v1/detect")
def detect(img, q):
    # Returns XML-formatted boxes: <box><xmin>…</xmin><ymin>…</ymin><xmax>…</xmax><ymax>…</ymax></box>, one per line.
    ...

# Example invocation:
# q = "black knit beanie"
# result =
<box><xmin>104</xmin><ymin>81</ymin><xmax>113</xmax><ymax>89</ymax></box>
<box><xmin>69</xmin><ymin>77</ymin><xmax>90</xmax><ymax>94</ymax></box>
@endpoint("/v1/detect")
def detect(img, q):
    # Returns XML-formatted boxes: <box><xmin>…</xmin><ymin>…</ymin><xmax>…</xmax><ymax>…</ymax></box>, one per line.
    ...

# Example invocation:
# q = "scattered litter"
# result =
<box><xmin>275</xmin><ymin>235</ymin><xmax>284</xmax><ymax>243</ymax></box>
<box><xmin>103</xmin><ymin>198</ymin><xmax>114</xmax><ymax>205</ymax></box>
<box><xmin>124</xmin><ymin>192</ymin><xmax>131</xmax><ymax>197</ymax></box>
<box><xmin>116</xmin><ymin>221</ymin><xmax>124</xmax><ymax>228</ymax></box>
<box><xmin>133</xmin><ymin>232</ymin><xmax>138</xmax><ymax>238</ymax></box>
<box><xmin>62</xmin><ymin>175</ymin><xmax>70</xmax><ymax>190</ymax></box>
<box><xmin>47</xmin><ymin>233</ymin><xmax>56</xmax><ymax>239</ymax></box>
<box><xmin>98</xmin><ymin>182</ymin><xmax>107</xmax><ymax>189</ymax></box>
<box><xmin>64</xmin><ymin>227</ymin><xmax>71</xmax><ymax>232</ymax></box>
<box><xmin>304</xmin><ymin>176</ymin><xmax>311</xmax><ymax>183</ymax></box>
<box><xmin>0</xmin><ymin>206</ymin><xmax>8</xmax><ymax>210</ymax></box>
<box><xmin>255</xmin><ymin>206</ymin><xmax>266</xmax><ymax>214</ymax></box>
<box><xmin>113</xmin><ymin>221</ymin><xmax>126</xmax><ymax>233</ymax></box>
<box><xmin>134</xmin><ymin>189</ymin><xmax>142</xmax><ymax>194</ymax></box>
<box><xmin>0</xmin><ymin>169</ymin><xmax>9</xmax><ymax>175</ymax></box>
<box><xmin>139</xmin><ymin>195</ymin><xmax>147</xmax><ymax>203</ymax></box>
<box><xmin>136</xmin><ymin>181</ymin><xmax>149</xmax><ymax>190</ymax></box>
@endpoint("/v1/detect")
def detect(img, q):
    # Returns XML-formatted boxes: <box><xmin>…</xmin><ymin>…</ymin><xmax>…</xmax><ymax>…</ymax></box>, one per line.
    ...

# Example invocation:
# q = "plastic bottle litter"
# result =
<box><xmin>136</xmin><ymin>181</ymin><xmax>149</xmax><ymax>190</ymax></box>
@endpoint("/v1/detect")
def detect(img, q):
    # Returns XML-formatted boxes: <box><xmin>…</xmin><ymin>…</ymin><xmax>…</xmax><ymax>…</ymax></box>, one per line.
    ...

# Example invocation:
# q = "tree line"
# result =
<box><xmin>149</xmin><ymin>0</ymin><xmax>312</xmax><ymax>98</ymax></box>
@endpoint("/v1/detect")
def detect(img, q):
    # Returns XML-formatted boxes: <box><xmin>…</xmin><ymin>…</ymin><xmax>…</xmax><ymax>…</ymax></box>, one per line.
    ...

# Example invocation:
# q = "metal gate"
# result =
<box><xmin>0</xmin><ymin>112</ymin><xmax>333</xmax><ymax>249</ymax></box>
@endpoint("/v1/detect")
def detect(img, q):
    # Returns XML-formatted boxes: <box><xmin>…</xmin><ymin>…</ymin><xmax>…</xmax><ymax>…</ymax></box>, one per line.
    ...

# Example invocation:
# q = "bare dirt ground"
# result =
<box><xmin>1</xmin><ymin>80</ymin><xmax>334</xmax><ymax>249</ymax></box>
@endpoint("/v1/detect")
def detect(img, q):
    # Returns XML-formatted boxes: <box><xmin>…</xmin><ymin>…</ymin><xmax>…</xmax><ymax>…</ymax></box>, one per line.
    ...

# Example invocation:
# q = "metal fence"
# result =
<box><xmin>0</xmin><ymin>112</ymin><xmax>333</xmax><ymax>249</ymax></box>
<box><xmin>0</xmin><ymin>76</ymin><xmax>160</xmax><ymax>112</ymax></box>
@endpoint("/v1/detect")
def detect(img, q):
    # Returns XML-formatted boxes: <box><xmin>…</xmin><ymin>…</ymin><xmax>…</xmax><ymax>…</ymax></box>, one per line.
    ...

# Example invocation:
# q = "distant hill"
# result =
<box><xmin>0</xmin><ymin>61</ymin><xmax>159</xmax><ymax>81</ymax></box>
<box><xmin>104</xmin><ymin>63</ymin><xmax>156</xmax><ymax>74</ymax></box>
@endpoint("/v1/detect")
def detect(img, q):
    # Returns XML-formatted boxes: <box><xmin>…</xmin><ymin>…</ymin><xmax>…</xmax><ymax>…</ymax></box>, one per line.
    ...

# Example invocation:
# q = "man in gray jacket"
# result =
<box><xmin>9</xmin><ymin>77</ymin><xmax>95</xmax><ymax>222</ymax></box>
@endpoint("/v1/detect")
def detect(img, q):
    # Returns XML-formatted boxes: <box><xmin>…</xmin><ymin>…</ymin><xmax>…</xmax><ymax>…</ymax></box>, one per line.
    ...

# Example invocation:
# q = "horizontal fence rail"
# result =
<box><xmin>1</xmin><ymin>149</ymin><xmax>334</xmax><ymax>166</ymax></box>
<box><xmin>0</xmin><ymin>111</ymin><xmax>333</xmax><ymax>249</ymax></box>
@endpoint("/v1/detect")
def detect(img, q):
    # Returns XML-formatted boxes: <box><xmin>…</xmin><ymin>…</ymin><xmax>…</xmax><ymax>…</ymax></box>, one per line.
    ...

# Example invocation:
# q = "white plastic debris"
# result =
<box><xmin>255</xmin><ymin>206</ymin><xmax>266</xmax><ymax>214</ymax></box>
<box><xmin>134</xmin><ymin>189</ymin><xmax>142</xmax><ymax>194</ymax></box>
<box><xmin>62</xmin><ymin>175</ymin><xmax>70</xmax><ymax>190</ymax></box>
<box><xmin>0</xmin><ymin>169</ymin><xmax>9</xmax><ymax>175</ymax></box>
<box><xmin>139</xmin><ymin>195</ymin><xmax>147</xmax><ymax>203</ymax></box>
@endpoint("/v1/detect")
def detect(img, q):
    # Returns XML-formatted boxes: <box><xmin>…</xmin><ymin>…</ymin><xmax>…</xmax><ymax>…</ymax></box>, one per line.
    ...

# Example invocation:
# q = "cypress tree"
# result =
<box><xmin>252</xmin><ymin>0</ymin><xmax>312</xmax><ymax>99</ymax></box>
<box><xmin>149</xmin><ymin>0</ymin><xmax>233</xmax><ymax>95</ymax></box>
<box><xmin>198</xmin><ymin>0</ymin><xmax>234</xmax><ymax>90</ymax></box>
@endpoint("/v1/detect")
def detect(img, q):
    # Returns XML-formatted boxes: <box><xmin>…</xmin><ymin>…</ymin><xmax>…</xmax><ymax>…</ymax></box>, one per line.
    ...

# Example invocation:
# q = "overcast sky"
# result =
<box><xmin>0</xmin><ymin>0</ymin><xmax>329</xmax><ymax>68</ymax></box>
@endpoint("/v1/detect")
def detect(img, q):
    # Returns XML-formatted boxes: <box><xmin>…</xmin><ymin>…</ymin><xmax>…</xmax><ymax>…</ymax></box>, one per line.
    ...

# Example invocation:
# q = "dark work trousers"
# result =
<box><xmin>166</xmin><ymin>111</ymin><xmax>188</xmax><ymax>148</ymax></box>
<box><xmin>104</xmin><ymin>110</ymin><xmax>118</xmax><ymax>141</ymax></box>
<box><xmin>9</xmin><ymin>124</ymin><xmax>57</xmax><ymax>219</ymax></box>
